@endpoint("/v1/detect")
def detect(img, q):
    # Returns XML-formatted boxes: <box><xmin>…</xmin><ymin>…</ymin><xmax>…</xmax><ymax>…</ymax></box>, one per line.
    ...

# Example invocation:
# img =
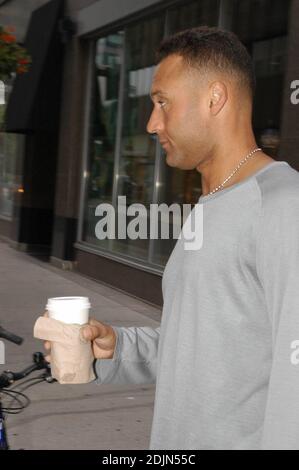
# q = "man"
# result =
<box><xmin>45</xmin><ymin>27</ymin><xmax>299</xmax><ymax>449</ymax></box>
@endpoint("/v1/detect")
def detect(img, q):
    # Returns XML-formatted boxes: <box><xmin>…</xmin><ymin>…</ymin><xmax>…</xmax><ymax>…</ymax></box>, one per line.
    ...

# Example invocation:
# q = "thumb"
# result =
<box><xmin>81</xmin><ymin>320</ymin><xmax>105</xmax><ymax>342</ymax></box>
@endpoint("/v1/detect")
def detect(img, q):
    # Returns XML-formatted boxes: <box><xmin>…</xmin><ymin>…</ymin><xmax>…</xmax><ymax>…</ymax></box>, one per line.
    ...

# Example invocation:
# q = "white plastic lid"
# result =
<box><xmin>46</xmin><ymin>296</ymin><xmax>91</xmax><ymax>325</ymax></box>
<box><xmin>47</xmin><ymin>296</ymin><xmax>90</xmax><ymax>310</ymax></box>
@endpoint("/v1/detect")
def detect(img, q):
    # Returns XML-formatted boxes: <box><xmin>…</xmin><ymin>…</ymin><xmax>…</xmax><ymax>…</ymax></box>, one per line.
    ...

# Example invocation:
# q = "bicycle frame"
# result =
<box><xmin>0</xmin><ymin>351</ymin><xmax>52</xmax><ymax>451</ymax></box>
<box><xmin>0</xmin><ymin>399</ymin><xmax>9</xmax><ymax>450</ymax></box>
<box><xmin>0</xmin><ymin>326</ymin><xmax>51</xmax><ymax>450</ymax></box>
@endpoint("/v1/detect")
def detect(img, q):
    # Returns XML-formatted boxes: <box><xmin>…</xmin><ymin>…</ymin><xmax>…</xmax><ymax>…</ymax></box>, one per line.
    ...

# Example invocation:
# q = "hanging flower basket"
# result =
<box><xmin>0</xmin><ymin>25</ymin><xmax>31</xmax><ymax>82</ymax></box>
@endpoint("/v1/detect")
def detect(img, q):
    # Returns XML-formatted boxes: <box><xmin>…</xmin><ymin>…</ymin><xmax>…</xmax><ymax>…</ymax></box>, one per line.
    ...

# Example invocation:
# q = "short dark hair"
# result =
<box><xmin>156</xmin><ymin>26</ymin><xmax>255</xmax><ymax>99</ymax></box>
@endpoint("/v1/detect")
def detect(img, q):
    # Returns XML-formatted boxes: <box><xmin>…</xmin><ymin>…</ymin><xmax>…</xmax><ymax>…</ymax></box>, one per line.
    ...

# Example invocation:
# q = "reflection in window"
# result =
<box><xmin>0</xmin><ymin>132</ymin><xmax>24</xmax><ymax>219</ymax></box>
<box><xmin>252</xmin><ymin>36</ymin><xmax>286</xmax><ymax>77</ymax></box>
<box><xmin>231</xmin><ymin>0</ymin><xmax>290</xmax><ymax>157</ymax></box>
<box><xmin>81</xmin><ymin>0</ymin><xmax>290</xmax><ymax>269</ymax></box>
<box><xmin>82</xmin><ymin>32</ymin><xmax>123</xmax><ymax>246</ymax></box>
<box><xmin>0</xmin><ymin>83</ymin><xmax>24</xmax><ymax>219</ymax></box>
<box><xmin>232</xmin><ymin>0</ymin><xmax>290</xmax><ymax>43</ymax></box>
<box><xmin>111</xmin><ymin>15</ymin><xmax>165</xmax><ymax>262</ymax></box>
<box><xmin>149</xmin><ymin>162</ymin><xmax>202</xmax><ymax>266</ymax></box>
<box><xmin>150</xmin><ymin>0</ymin><xmax>219</xmax><ymax>266</ymax></box>
<box><xmin>167</xmin><ymin>0</ymin><xmax>219</xmax><ymax>35</ymax></box>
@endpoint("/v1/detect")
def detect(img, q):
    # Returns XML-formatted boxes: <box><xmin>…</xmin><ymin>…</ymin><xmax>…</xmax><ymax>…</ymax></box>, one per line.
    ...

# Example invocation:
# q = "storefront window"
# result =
<box><xmin>231</xmin><ymin>0</ymin><xmax>290</xmax><ymax>157</ymax></box>
<box><xmin>82</xmin><ymin>32</ymin><xmax>123</xmax><ymax>247</ymax></box>
<box><xmin>80</xmin><ymin>0</ymin><xmax>290</xmax><ymax>270</ymax></box>
<box><xmin>111</xmin><ymin>15</ymin><xmax>165</xmax><ymax>262</ymax></box>
<box><xmin>167</xmin><ymin>0</ymin><xmax>219</xmax><ymax>35</ymax></box>
<box><xmin>0</xmin><ymin>82</ymin><xmax>24</xmax><ymax>219</ymax></box>
<box><xmin>149</xmin><ymin>0</ymin><xmax>219</xmax><ymax>266</ymax></box>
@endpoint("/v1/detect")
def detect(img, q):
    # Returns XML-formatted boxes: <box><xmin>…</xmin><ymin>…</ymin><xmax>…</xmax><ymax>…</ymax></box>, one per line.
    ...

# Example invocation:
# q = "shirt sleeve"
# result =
<box><xmin>256</xmin><ymin>191</ymin><xmax>299</xmax><ymax>449</ymax></box>
<box><xmin>94</xmin><ymin>325</ymin><xmax>160</xmax><ymax>385</ymax></box>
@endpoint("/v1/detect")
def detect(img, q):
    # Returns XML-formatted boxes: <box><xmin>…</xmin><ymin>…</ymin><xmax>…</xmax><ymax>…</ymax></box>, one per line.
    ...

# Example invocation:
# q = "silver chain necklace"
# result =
<box><xmin>208</xmin><ymin>147</ymin><xmax>262</xmax><ymax>195</ymax></box>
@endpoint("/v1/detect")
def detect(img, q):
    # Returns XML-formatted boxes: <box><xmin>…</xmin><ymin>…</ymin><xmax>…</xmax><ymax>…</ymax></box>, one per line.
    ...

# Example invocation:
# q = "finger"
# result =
<box><xmin>45</xmin><ymin>354</ymin><xmax>51</xmax><ymax>363</ymax></box>
<box><xmin>82</xmin><ymin>322</ymin><xmax>105</xmax><ymax>342</ymax></box>
<box><xmin>44</xmin><ymin>310</ymin><xmax>49</xmax><ymax>318</ymax></box>
<box><xmin>44</xmin><ymin>341</ymin><xmax>51</xmax><ymax>351</ymax></box>
<box><xmin>81</xmin><ymin>324</ymin><xmax>99</xmax><ymax>341</ymax></box>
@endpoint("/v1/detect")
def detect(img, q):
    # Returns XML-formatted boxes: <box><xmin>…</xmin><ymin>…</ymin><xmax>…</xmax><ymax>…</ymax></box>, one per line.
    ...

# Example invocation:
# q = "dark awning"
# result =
<box><xmin>5</xmin><ymin>0</ymin><xmax>64</xmax><ymax>133</ymax></box>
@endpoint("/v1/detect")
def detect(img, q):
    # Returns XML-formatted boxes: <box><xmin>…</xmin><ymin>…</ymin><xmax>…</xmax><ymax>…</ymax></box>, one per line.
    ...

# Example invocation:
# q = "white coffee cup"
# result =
<box><xmin>46</xmin><ymin>296</ymin><xmax>91</xmax><ymax>325</ymax></box>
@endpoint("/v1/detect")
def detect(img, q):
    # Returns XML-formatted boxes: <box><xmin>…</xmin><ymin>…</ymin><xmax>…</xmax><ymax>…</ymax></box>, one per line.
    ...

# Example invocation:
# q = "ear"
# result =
<box><xmin>208</xmin><ymin>81</ymin><xmax>228</xmax><ymax>115</ymax></box>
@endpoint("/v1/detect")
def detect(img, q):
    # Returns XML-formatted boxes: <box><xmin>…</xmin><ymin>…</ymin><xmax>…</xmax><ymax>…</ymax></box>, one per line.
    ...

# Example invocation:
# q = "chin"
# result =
<box><xmin>166</xmin><ymin>152</ymin><xmax>183</xmax><ymax>169</ymax></box>
<box><xmin>165</xmin><ymin>156</ymin><xmax>177</xmax><ymax>168</ymax></box>
<box><xmin>166</xmin><ymin>154</ymin><xmax>193</xmax><ymax>170</ymax></box>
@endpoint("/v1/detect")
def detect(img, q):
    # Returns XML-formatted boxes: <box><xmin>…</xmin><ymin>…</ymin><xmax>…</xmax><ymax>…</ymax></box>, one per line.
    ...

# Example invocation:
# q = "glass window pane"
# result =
<box><xmin>80</xmin><ymin>0</ymin><xmax>290</xmax><ymax>270</ymax></box>
<box><xmin>111</xmin><ymin>15</ymin><xmax>165</xmax><ymax>262</ymax></box>
<box><xmin>82</xmin><ymin>32</ymin><xmax>123</xmax><ymax>247</ymax></box>
<box><xmin>167</xmin><ymin>0</ymin><xmax>220</xmax><ymax>34</ymax></box>
<box><xmin>232</xmin><ymin>0</ymin><xmax>290</xmax><ymax>43</ymax></box>
<box><xmin>0</xmin><ymin>82</ymin><xmax>24</xmax><ymax>219</ymax></box>
<box><xmin>231</xmin><ymin>0</ymin><xmax>290</xmax><ymax>157</ymax></box>
<box><xmin>150</xmin><ymin>162</ymin><xmax>202</xmax><ymax>266</ymax></box>
<box><xmin>151</xmin><ymin>0</ymin><xmax>220</xmax><ymax>267</ymax></box>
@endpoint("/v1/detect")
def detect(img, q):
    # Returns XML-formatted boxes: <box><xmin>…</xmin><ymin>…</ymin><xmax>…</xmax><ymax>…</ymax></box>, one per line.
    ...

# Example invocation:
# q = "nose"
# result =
<box><xmin>146</xmin><ymin>106</ymin><xmax>163</xmax><ymax>135</ymax></box>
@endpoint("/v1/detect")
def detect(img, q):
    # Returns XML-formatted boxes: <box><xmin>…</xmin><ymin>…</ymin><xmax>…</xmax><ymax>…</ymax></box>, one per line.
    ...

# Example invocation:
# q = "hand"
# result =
<box><xmin>43</xmin><ymin>314</ymin><xmax>117</xmax><ymax>362</ymax></box>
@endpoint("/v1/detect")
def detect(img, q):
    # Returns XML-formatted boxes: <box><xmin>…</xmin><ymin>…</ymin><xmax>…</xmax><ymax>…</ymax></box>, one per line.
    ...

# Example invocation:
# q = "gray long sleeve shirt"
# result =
<box><xmin>94</xmin><ymin>160</ymin><xmax>299</xmax><ymax>450</ymax></box>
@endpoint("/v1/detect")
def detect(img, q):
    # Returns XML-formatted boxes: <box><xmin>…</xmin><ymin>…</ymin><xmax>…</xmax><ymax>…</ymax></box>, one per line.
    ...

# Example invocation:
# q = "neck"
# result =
<box><xmin>196</xmin><ymin>134</ymin><xmax>269</xmax><ymax>195</ymax></box>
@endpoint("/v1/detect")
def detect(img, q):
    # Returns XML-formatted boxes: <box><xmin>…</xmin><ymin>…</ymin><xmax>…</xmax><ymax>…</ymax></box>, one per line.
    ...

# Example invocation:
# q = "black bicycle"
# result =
<box><xmin>0</xmin><ymin>325</ymin><xmax>54</xmax><ymax>450</ymax></box>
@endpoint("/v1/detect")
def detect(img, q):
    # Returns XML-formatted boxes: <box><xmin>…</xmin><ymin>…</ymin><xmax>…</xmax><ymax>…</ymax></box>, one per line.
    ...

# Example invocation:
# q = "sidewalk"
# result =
<box><xmin>0</xmin><ymin>240</ymin><xmax>161</xmax><ymax>450</ymax></box>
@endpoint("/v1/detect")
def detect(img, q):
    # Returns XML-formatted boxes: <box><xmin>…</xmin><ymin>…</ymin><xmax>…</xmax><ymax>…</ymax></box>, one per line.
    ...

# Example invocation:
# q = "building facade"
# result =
<box><xmin>1</xmin><ymin>0</ymin><xmax>298</xmax><ymax>306</ymax></box>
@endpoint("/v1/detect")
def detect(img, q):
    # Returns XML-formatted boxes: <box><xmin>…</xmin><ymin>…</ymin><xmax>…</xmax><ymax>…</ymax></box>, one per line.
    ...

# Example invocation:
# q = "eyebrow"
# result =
<box><xmin>150</xmin><ymin>90</ymin><xmax>168</xmax><ymax>100</ymax></box>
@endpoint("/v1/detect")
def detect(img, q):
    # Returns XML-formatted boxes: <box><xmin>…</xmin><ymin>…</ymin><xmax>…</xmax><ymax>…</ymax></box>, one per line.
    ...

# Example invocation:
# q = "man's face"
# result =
<box><xmin>147</xmin><ymin>54</ymin><xmax>212</xmax><ymax>170</ymax></box>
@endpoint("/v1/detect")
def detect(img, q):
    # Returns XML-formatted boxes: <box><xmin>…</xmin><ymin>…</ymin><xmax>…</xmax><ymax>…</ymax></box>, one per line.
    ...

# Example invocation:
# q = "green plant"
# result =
<box><xmin>0</xmin><ymin>25</ymin><xmax>31</xmax><ymax>81</ymax></box>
